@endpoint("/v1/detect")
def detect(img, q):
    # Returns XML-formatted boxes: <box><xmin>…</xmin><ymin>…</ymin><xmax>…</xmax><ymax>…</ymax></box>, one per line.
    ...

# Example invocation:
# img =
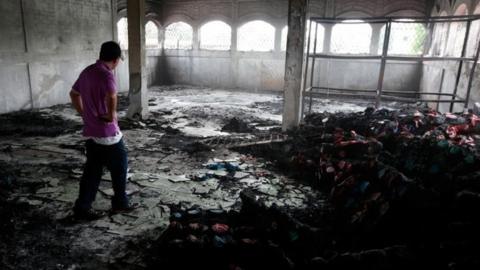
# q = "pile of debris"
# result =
<box><xmin>0</xmin><ymin>110</ymin><xmax>80</xmax><ymax>137</ymax></box>
<box><xmin>229</xmin><ymin>106</ymin><xmax>480</xmax><ymax>269</ymax></box>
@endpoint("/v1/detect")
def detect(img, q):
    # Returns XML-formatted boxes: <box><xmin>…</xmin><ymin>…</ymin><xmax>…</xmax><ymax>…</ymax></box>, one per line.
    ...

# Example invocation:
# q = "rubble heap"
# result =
<box><xmin>266</xmin><ymin>106</ymin><xmax>480</xmax><ymax>269</ymax></box>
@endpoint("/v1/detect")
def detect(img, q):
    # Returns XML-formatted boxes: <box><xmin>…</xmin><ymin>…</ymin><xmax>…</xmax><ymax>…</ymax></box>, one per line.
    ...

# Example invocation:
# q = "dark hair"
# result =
<box><xmin>99</xmin><ymin>41</ymin><xmax>122</xmax><ymax>61</ymax></box>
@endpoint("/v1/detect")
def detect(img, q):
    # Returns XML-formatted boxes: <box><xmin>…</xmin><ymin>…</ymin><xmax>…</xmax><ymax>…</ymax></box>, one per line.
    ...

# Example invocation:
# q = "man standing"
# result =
<box><xmin>70</xmin><ymin>41</ymin><xmax>134</xmax><ymax>220</ymax></box>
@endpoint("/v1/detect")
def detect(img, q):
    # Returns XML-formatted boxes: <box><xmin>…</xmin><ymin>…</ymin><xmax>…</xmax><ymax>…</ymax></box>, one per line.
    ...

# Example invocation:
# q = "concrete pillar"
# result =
<box><xmin>231</xmin><ymin>0</ymin><xmax>239</xmax><ymax>87</ymax></box>
<box><xmin>282</xmin><ymin>0</ymin><xmax>308</xmax><ymax>131</ymax></box>
<box><xmin>274</xmin><ymin>22</ymin><xmax>282</xmax><ymax>52</ymax></box>
<box><xmin>126</xmin><ymin>0</ymin><xmax>148</xmax><ymax>119</ymax></box>
<box><xmin>370</xmin><ymin>23</ymin><xmax>383</xmax><ymax>55</ymax></box>
<box><xmin>193</xmin><ymin>26</ymin><xmax>200</xmax><ymax>50</ymax></box>
<box><xmin>323</xmin><ymin>24</ymin><xmax>332</xmax><ymax>53</ymax></box>
<box><xmin>325</xmin><ymin>0</ymin><xmax>335</xmax><ymax>17</ymax></box>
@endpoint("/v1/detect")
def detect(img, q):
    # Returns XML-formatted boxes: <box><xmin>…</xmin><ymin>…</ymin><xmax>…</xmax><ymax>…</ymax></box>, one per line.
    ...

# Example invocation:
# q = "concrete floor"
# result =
<box><xmin>2</xmin><ymin>85</ymin><xmax>358</xmax><ymax>269</ymax></box>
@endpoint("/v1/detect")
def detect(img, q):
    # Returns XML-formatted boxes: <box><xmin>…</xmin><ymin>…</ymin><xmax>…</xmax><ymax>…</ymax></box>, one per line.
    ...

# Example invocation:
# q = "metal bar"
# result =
<box><xmin>311</xmin><ymin>15</ymin><xmax>480</xmax><ymax>24</ymax></box>
<box><xmin>309</xmin><ymin>92</ymin><xmax>377</xmax><ymax>99</ymax></box>
<box><xmin>381</xmin><ymin>95</ymin><xmax>465</xmax><ymax>103</ymax></box>
<box><xmin>376</xmin><ymin>19</ymin><xmax>391</xmax><ymax>108</ymax></box>
<box><xmin>311</xmin><ymin>86</ymin><xmax>377</xmax><ymax>93</ymax></box>
<box><xmin>310</xmin><ymin>54</ymin><xmax>382</xmax><ymax>60</ymax></box>
<box><xmin>311</xmin><ymin>89</ymin><xmax>459</xmax><ymax>96</ymax></box>
<box><xmin>450</xmin><ymin>20</ymin><xmax>471</xmax><ymax>111</ymax></box>
<box><xmin>310</xmin><ymin>54</ymin><xmax>475</xmax><ymax>62</ymax></box>
<box><xmin>464</xmin><ymin>37</ymin><xmax>480</xmax><ymax>108</ymax></box>
<box><xmin>302</xmin><ymin>19</ymin><xmax>313</xmax><ymax>115</ymax></box>
<box><xmin>308</xmin><ymin>22</ymin><xmax>319</xmax><ymax>114</ymax></box>
<box><xmin>381</xmin><ymin>90</ymin><xmax>456</xmax><ymax>96</ymax></box>
<box><xmin>388</xmin><ymin>56</ymin><xmax>475</xmax><ymax>61</ymax></box>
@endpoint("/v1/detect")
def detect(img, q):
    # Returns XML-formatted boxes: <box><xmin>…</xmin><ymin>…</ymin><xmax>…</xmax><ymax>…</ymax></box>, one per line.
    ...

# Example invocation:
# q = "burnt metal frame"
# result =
<box><xmin>302</xmin><ymin>15</ymin><xmax>480</xmax><ymax>116</ymax></box>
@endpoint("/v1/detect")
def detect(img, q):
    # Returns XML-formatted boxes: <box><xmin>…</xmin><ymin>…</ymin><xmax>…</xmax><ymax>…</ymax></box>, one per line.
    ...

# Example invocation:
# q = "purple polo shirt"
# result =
<box><xmin>72</xmin><ymin>60</ymin><xmax>120</xmax><ymax>138</ymax></box>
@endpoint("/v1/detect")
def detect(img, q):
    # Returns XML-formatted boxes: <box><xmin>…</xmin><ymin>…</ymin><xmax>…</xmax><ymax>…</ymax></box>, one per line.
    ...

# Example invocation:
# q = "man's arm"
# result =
<box><xmin>100</xmin><ymin>91</ymin><xmax>117</xmax><ymax>123</ymax></box>
<box><xmin>69</xmin><ymin>89</ymin><xmax>83</xmax><ymax>116</ymax></box>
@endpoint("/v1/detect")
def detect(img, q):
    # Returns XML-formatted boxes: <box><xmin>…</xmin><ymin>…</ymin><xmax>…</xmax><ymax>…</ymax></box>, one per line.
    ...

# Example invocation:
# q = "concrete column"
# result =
<box><xmin>274</xmin><ymin>22</ymin><xmax>282</xmax><ymax>52</ymax></box>
<box><xmin>282</xmin><ymin>0</ymin><xmax>308</xmax><ymax>131</ymax></box>
<box><xmin>111</xmin><ymin>0</ymin><xmax>117</xmax><ymax>41</ymax></box>
<box><xmin>323</xmin><ymin>24</ymin><xmax>332</xmax><ymax>53</ymax></box>
<box><xmin>370</xmin><ymin>23</ymin><xmax>383</xmax><ymax>55</ymax></box>
<box><xmin>126</xmin><ymin>0</ymin><xmax>148</xmax><ymax>119</ymax></box>
<box><xmin>325</xmin><ymin>0</ymin><xmax>335</xmax><ymax>17</ymax></box>
<box><xmin>193</xmin><ymin>26</ymin><xmax>200</xmax><ymax>50</ymax></box>
<box><xmin>231</xmin><ymin>0</ymin><xmax>239</xmax><ymax>87</ymax></box>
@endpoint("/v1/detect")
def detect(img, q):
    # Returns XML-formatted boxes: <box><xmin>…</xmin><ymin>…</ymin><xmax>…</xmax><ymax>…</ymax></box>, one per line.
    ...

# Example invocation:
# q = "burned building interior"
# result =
<box><xmin>2</xmin><ymin>0</ymin><xmax>480</xmax><ymax>269</ymax></box>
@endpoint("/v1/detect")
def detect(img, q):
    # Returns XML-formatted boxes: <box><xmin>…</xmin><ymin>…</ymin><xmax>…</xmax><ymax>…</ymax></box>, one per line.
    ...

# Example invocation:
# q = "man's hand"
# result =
<box><xmin>70</xmin><ymin>90</ymin><xmax>83</xmax><ymax>116</ymax></box>
<box><xmin>99</xmin><ymin>113</ymin><xmax>115</xmax><ymax>123</ymax></box>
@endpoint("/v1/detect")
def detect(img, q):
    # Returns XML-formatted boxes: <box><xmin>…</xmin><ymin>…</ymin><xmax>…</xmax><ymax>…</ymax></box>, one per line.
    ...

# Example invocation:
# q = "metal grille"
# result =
<box><xmin>164</xmin><ymin>22</ymin><xmax>193</xmax><ymax>50</ymax></box>
<box><xmin>303</xmin><ymin>15</ymin><xmax>480</xmax><ymax>114</ymax></box>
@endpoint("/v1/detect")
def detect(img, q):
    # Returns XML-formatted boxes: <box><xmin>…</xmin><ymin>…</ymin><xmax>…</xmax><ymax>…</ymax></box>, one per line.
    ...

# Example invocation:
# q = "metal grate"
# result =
<box><xmin>303</xmin><ymin>15</ymin><xmax>480</xmax><ymax>114</ymax></box>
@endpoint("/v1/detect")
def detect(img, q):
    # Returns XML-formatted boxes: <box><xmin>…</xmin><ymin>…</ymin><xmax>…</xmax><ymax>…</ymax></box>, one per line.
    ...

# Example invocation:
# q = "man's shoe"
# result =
<box><xmin>111</xmin><ymin>203</ymin><xmax>140</xmax><ymax>214</ymax></box>
<box><xmin>73</xmin><ymin>209</ymin><xmax>105</xmax><ymax>221</ymax></box>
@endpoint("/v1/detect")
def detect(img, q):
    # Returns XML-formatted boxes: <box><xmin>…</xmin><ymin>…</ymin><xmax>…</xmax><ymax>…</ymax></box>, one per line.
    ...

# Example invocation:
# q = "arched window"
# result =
<box><xmin>200</xmin><ymin>20</ymin><xmax>231</xmax><ymax>50</ymax></box>
<box><xmin>467</xmin><ymin>5</ymin><xmax>480</xmax><ymax>57</ymax></box>
<box><xmin>331</xmin><ymin>20</ymin><xmax>372</xmax><ymax>54</ymax></box>
<box><xmin>117</xmin><ymin>18</ymin><xmax>128</xmax><ymax>50</ymax></box>
<box><xmin>146</xmin><ymin>21</ymin><xmax>159</xmax><ymax>48</ymax></box>
<box><xmin>446</xmin><ymin>4</ymin><xmax>468</xmax><ymax>56</ymax></box>
<box><xmin>379</xmin><ymin>21</ymin><xmax>427</xmax><ymax>55</ymax></box>
<box><xmin>304</xmin><ymin>22</ymin><xmax>325</xmax><ymax>53</ymax></box>
<box><xmin>237</xmin><ymin>20</ymin><xmax>275</xmax><ymax>52</ymax></box>
<box><xmin>164</xmin><ymin>21</ymin><xmax>193</xmax><ymax>50</ymax></box>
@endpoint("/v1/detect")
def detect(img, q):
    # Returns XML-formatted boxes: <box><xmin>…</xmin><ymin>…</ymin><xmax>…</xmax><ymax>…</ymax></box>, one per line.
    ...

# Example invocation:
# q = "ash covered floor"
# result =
<box><xmin>1</xmin><ymin>85</ymin><xmax>479</xmax><ymax>270</ymax></box>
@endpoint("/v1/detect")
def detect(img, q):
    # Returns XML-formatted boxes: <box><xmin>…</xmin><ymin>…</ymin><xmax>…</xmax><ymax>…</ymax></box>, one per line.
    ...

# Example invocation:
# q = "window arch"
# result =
<box><xmin>331</xmin><ymin>20</ymin><xmax>372</xmax><ymax>54</ymax></box>
<box><xmin>117</xmin><ymin>18</ymin><xmax>128</xmax><ymax>50</ymax></box>
<box><xmin>446</xmin><ymin>4</ymin><xmax>468</xmax><ymax>56</ymax></box>
<box><xmin>237</xmin><ymin>20</ymin><xmax>275</xmax><ymax>52</ymax></box>
<box><xmin>146</xmin><ymin>21</ymin><xmax>159</xmax><ymax>48</ymax></box>
<box><xmin>164</xmin><ymin>21</ymin><xmax>193</xmax><ymax>50</ymax></box>
<box><xmin>379</xmin><ymin>21</ymin><xmax>427</xmax><ymax>55</ymax></box>
<box><xmin>200</xmin><ymin>20</ymin><xmax>231</xmax><ymax>50</ymax></box>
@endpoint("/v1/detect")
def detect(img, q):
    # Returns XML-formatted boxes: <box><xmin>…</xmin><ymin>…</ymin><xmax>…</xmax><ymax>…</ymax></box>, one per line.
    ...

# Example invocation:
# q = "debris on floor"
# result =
<box><xmin>1</xmin><ymin>86</ymin><xmax>479</xmax><ymax>269</ymax></box>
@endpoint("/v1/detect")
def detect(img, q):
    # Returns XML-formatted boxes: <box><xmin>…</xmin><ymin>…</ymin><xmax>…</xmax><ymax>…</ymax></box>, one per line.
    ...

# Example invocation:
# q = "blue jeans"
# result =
<box><xmin>74</xmin><ymin>138</ymin><xmax>129</xmax><ymax>212</ymax></box>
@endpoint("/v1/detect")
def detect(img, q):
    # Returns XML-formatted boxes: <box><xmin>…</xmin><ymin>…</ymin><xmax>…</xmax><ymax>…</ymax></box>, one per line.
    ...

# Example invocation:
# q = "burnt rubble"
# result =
<box><xmin>0</xmin><ymin>110</ymin><xmax>80</xmax><ymax>137</ymax></box>
<box><xmin>220</xmin><ymin>106</ymin><xmax>480</xmax><ymax>269</ymax></box>
<box><xmin>1</xmin><ymin>87</ymin><xmax>480</xmax><ymax>269</ymax></box>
